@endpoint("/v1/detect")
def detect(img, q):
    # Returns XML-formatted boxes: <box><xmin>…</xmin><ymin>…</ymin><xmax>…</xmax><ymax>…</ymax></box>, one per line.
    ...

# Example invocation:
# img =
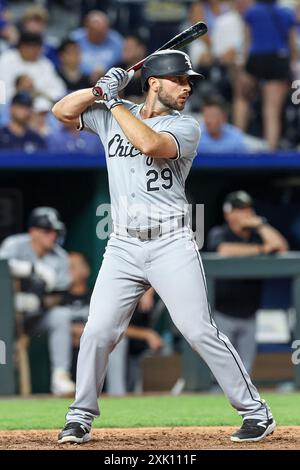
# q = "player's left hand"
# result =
<box><xmin>104</xmin><ymin>68</ymin><xmax>134</xmax><ymax>91</ymax></box>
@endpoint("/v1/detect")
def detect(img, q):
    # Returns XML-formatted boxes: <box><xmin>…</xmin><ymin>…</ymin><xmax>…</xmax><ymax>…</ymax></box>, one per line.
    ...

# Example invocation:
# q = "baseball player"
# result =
<box><xmin>53</xmin><ymin>50</ymin><xmax>275</xmax><ymax>444</ymax></box>
<box><xmin>0</xmin><ymin>207</ymin><xmax>75</xmax><ymax>396</ymax></box>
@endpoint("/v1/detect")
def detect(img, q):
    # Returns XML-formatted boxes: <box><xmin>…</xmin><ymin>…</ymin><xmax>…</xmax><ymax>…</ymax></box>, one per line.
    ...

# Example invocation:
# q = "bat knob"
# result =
<box><xmin>92</xmin><ymin>86</ymin><xmax>103</xmax><ymax>98</ymax></box>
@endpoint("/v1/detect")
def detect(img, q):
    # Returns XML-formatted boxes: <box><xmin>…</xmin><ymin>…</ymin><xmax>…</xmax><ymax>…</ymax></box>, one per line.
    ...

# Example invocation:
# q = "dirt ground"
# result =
<box><xmin>0</xmin><ymin>426</ymin><xmax>299</xmax><ymax>450</ymax></box>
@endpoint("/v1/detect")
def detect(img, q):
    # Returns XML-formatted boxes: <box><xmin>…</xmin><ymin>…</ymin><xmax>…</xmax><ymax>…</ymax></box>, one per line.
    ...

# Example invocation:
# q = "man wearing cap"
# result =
<box><xmin>0</xmin><ymin>207</ymin><xmax>76</xmax><ymax>396</ymax></box>
<box><xmin>0</xmin><ymin>31</ymin><xmax>66</xmax><ymax>101</ymax></box>
<box><xmin>207</xmin><ymin>190</ymin><xmax>288</xmax><ymax>374</ymax></box>
<box><xmin>30</xmin><ymin>95</ymin><xmax>59</xmax><ymax>139</ymax></box>
<box><xmin>0</xmin><ymin>92</ymin><xmax>46</xmax><ymax>151</ymax></box>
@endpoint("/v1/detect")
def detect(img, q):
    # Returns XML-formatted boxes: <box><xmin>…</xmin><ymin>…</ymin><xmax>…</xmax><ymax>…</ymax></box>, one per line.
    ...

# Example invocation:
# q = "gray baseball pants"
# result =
<box><xmin>66</xmin><ymin>228</ymin><xmax>272</xmax><ymax>429</ymax></box>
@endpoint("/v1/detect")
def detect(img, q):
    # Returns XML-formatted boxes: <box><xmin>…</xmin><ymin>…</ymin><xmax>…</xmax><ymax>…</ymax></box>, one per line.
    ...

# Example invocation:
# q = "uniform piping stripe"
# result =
<box><xmin>160</xmin><ymin>131</ymin><xmax>181</xmax><ymax>160</ymax></box>
<box><xmin>192</xmin><ymin>241</ymin><xmax>266</xmax><ymax>413</ymax></box>
<box><xmin>169</xmin><ymin>159</ymin><xmax>183</xmax><ymax>187</ymax></box>
<box><xmin>174</xmin><ymin>160</ymin><xmax>184</xmax><ymax>186</ymax></box>
<box><xmin>78</xmin><ymin>112</ymin><xmax>84</xmax><ymax>131</ymax></box>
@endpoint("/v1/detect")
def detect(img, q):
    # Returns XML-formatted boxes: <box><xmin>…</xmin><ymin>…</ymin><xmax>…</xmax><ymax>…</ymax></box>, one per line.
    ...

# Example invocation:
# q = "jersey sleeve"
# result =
<box><xmin>160</xmin><ymin>115</ymin><xmax>201</xmax><ymax>161</ymax></box>
<box><xmin>0</xmin><ymin>236</ymin><xmax>21</xmax><ymax>259</ymax></box>
<box><xmin>0</xmin><ymin>237</ymin><xmax>33</xmax><ymax>278</ymax></box>
<box><xmin>78</xmin><ymin>102</ymin><xmax>109</xmax><ymax>138</ymax></box>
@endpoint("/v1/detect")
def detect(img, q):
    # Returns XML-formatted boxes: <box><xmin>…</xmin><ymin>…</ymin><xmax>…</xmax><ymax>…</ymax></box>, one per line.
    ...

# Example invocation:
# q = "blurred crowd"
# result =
<box><xmin>0</xmin><ymin>0</ymin><xmax>300</xmax><ymax>153</ymax></box>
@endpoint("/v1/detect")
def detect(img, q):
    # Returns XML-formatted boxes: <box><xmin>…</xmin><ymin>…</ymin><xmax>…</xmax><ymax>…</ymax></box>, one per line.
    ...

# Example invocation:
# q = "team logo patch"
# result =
<box><xmin>184</xmin><ymin>55</ymin><xmax>192</xmax><ymax>69</ymax></box>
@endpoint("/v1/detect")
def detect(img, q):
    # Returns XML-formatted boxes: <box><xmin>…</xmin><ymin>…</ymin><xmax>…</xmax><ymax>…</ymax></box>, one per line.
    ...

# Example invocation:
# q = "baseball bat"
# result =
<box><xmin>92</xmin><ymin>21</ymin><xmax>208</xmax><ymax>98</ymax></box>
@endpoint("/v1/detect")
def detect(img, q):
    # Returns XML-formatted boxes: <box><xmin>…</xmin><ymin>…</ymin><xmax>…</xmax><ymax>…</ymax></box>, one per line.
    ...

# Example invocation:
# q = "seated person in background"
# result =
<box><xmin>30</xmin><ymin>96</ymin><xmax>58</xmax><ymax>138</ymax></box>
<box><xmin>207</xmin><ymin>190</ymin><xmax>289</xmax><ymax>374</ymax></box>
<box><xmin>0</xmin><ymin>92</ymin><xmax>46</xmax><ymax>152</ymax></box>
<box><xmin>197</xmin><ymin>96</ymin><xmax>248</xmax><ymax>153</ymax></box>
<box><xmin>57</xmin><ymin>39</ymin><xmax>91</xmax><ymax>93</ymax></box>
<box><xmin>0</xmin><ymin>74</ymin><xmax>35</xmax><ymax>127</ymax></box>
<box><xmin>15</xmin><ymin>74</ymin><xmax>36</xmax><ymax>96</ymax></box>
<box><xmin>46</xmin><ymin>121</ymin><xmax>102</xmax><ymax>153</ymax></box>
<box><xmin>117</xmin><ymin>33</ymin><xmax>147</xmax><ymax>102</ymax></box>
<box><xmin>70</xmin><ymin>10</ymin><xmax>124</xmax><ymax>82</ymax></box>
<box><xmin>0</xmin><ymin>8</ymin><xmax>18</xmax><ymax>53</ymax></box>
<box><xmin>0</xmin><ymin>207</ymin><xmax>75</xmax><ymax>396</ymax></box>
<box><xmin>106</xmin><ymin>288</ymin><xmax>164</xmax><ymax>395</ymax></box>
<box><xmin>0</xmin><ymin>31</ymin><xmax>66</xmax><ymax>102</ymax></box>
<box><xmin>20</xmin><ymin>5</ymin><xmax>59</xmax><ymax>66</ymax></box>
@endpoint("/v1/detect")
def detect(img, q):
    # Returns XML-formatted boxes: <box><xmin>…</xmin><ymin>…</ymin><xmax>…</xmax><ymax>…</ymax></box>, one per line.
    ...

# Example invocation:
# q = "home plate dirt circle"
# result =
<box><xmin>0</xmin><ymin>427</ymin><xmax>299</xmax><ymax>450</ymax></box>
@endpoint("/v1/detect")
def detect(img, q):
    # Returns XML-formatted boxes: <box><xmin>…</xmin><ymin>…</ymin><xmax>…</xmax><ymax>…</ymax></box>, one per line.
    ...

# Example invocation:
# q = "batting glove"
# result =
<box><xmin>104</xmin><ymin>68</ymin><xmax>134</xmax><ymax>91</ymax></box>
<box><xmin>92</xmin><ymin>68</ymin><xmax>134</xmax><ymax>110</ymax></box>
<box><xmin>93</xmin><ymin>76</ymin><xmax>122</xmax><ymax>109</ymax></box>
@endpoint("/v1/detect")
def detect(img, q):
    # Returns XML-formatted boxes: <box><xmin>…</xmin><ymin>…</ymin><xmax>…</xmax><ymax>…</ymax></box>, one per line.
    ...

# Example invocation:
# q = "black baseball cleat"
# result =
<box><xmin>231</xmin><ymin>418</ymin><xmax>276</xmax><ymax>442</ymax></box>
<box><xmin>58</xmin><ymin>422</ymin><xmax>91</xmax><ymax>444</ymax></box>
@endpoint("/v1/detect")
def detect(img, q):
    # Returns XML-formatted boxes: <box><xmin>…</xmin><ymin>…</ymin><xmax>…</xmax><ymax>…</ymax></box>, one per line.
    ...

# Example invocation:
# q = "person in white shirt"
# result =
<box><xmin>0</xmin><ymin>31</ymin><xmax>66</xmax><ymax>102</ymax></box>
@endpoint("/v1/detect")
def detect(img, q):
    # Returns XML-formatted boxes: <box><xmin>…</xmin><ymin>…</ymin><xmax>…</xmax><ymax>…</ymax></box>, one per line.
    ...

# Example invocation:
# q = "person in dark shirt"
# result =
<box><xmin>0</xmin><ymin>91</ymin><xmax>46</xmax><ymax>152</ymax></box>
<box><xmin>57</xmin><ymin>39</ymin><xmax>91</xmax><ymax>93</ymax></box>
<box><xmin>117</xmin><ymin>33</ymin><xmax>147</xmax><ymax>102</ymax></box>
<box><xmin>207</xmin><ymin>190</ymin><xmax>288</xmax><ymax>373</ymax></box>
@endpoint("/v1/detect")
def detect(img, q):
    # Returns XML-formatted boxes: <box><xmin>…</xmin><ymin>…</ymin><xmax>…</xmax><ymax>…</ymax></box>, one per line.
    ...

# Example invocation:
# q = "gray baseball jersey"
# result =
<box><xmin>79</xmin><ymin>100</ymin><xmax>200</xmax><ymax>227</ymax></box>
<box><xmin>0</xmin><ymin>233</ymin><xmax>70</xmax><ymax>291</ymax></box>
<box><xmin>66</xmin><ymin>100</ymin><xmax>272</xmax><ymax>430</ymax></box>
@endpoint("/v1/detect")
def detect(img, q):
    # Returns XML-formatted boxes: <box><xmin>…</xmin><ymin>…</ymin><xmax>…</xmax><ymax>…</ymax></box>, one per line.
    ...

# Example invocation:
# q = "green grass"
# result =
<box><xmin>0</xmin><ymin>393</ymin><xmax>299</xmax><ymax>430</ymax></box>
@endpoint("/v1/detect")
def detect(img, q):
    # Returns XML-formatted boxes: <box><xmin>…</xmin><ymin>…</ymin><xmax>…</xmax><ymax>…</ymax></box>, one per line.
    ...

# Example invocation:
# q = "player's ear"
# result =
<box><xmin>149</xmin><ymin>77</ymin><xmax>159</xmax><ymax>92</ymax></box>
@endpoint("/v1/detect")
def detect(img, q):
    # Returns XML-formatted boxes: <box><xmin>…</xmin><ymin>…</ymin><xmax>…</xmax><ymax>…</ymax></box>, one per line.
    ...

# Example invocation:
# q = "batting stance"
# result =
<box><xmin>53</xmin><ymin>50</ymin><xmax>275</xmax><ymax>444</ymax></box>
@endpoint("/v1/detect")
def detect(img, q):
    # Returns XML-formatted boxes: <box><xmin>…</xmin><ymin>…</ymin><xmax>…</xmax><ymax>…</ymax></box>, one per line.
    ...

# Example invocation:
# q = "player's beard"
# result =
<box><xmin>157</xmin><ymin>85</ymin><xmax>187</xmax><ymax>111</ymax></box>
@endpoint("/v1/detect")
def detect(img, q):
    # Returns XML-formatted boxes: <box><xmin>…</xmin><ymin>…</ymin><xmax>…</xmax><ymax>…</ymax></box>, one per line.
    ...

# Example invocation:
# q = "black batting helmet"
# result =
<box><xmin>28</xmin><ymin>207</ymin><xmax>65</xmax><ymax>234</ymax></box>
<box><xmin>141</xmin><ymin>49</ymin><xmax>204</xmax><ymax>92</ymax></box>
